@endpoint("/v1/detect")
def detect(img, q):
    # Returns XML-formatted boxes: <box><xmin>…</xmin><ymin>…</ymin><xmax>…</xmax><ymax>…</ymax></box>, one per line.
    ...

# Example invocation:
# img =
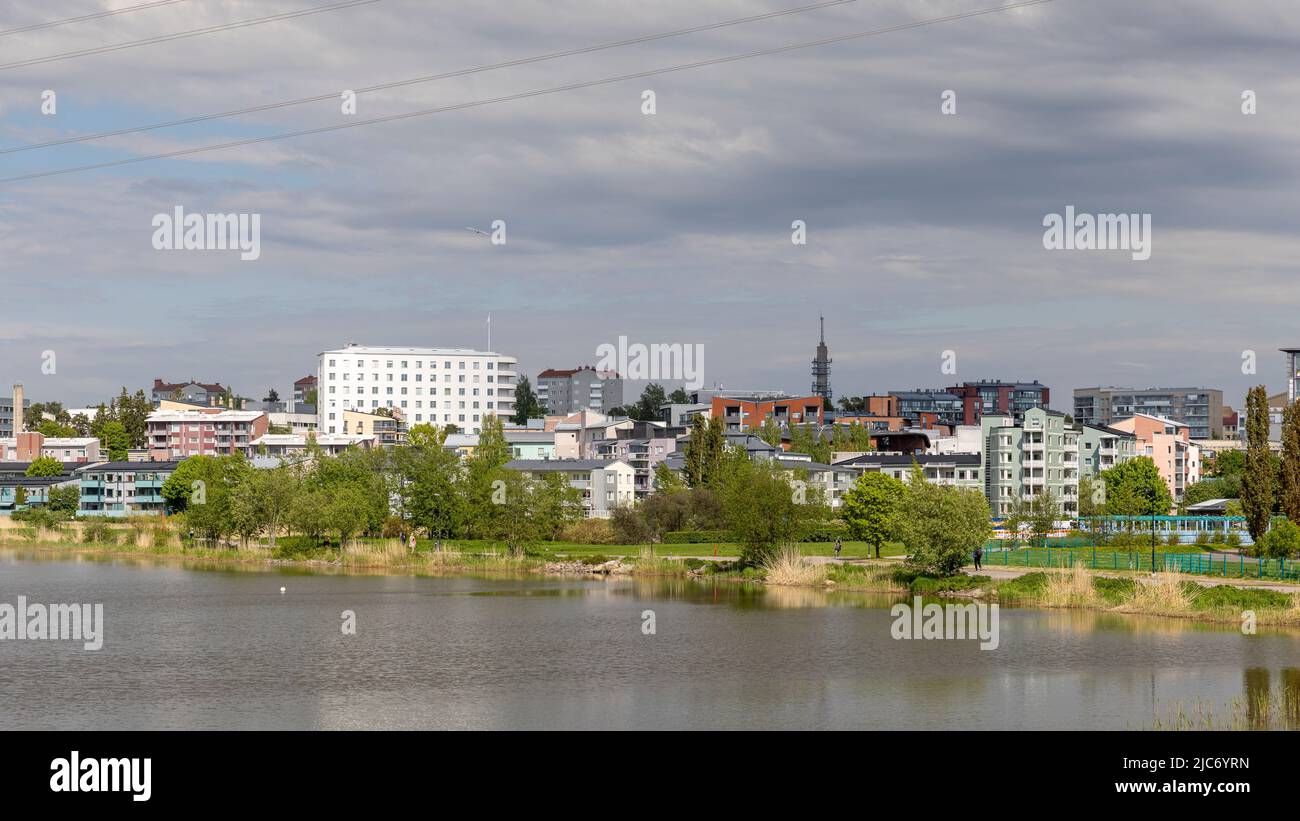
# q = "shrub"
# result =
<box><xmin>1259</xmin><ymin>520</ymin><xmax>1300</xmax><ymax>559</ymax></box>
<box><xmin>609</xmin><ymin>505</ymin><xmax>653</xmax><ymax>544</ymax></box>
<box><xmin>663</xmin><ymin>530</ymin><xmax>733</xmax><ymax>544</ymax></box>
<box><xmin>1226</xmin><ymin>533</ymin><xmax>1243</xmax><ymax>549</ymax></box>
<box><xmin>1194</xmin><ymin>532</ymin><xmax>1211</xmax><ymax>547</ymax></box>
<box><xmin>81</xmin><ymin>521</ymin><xmax>116</xmax><ymax>544</ymax></box>
<box><xmin>1165</xmin><ymin>531</ymin><xmax>1181</xmax><ymax>547</ymax></box>
<box><xmin>560</xmin><ymin>518</ymin><xmax>615</xmax><ymax>545</ymax></box>
<box><xmin>797</xmin><ymin>522</ymin><xmax>850</xmax><ymax>543</ymax></box>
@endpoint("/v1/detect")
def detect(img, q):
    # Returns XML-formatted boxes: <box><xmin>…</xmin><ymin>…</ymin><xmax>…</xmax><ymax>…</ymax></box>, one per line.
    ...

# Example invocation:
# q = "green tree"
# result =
<box><xmin>46</xmin><ymin>484</ymin><xmax>80</xmax><ymax>514</ymax></box>
<box><xmin>682</xmin><ymin>415</ymin><xmax>725</xmax><ymax>488</ymax></box>
<box><xmin>1027</xmin><ymin>488</ymin><xmax>1060</xmax><ymax>547</ymax></box>
<box><xmin>99</xmin><ymin>420</ymin><xmax>131</xmax><ymax>460</ymax></box>
<box><xmin>1077</xmin><ymin>474</ymin><xmax>1102</xmax><ymax>518</ymax></box>
<box><xmin>1281</xmin><ymin>400</ymin><xmax>1300</xmax><ymax>524</ymax></box>
<box><xmin>1242</xmin><ymin>385</ymin><xmax>1273</xmax><ymax>542</ymax></box>
<box><xmin>25</xmin><ymin>456</ymin><xmax>63</xmax><ymax>477</ymax></box>
<box><xmin>719</xmin><ymin>453</ymin><xmax>822</xmax><ymax>565</ymax></box>
<box><xmin>756</xmin><ymin>417</ymin><xmax>783</xmax><ymax>448</ymax></box>
<box><xmin>401</xmin><ymin>425</ymin><xmax>464</xmax><ymax>540</ymax></box>
<box><xmin>840</xmin><ymin>471</ymin><xmax>905</xmax><ymax>558</ymax></box>
<box><xmin>1100</xmin><ymin>456</ymin><xmax>1172</xmax><ymax>518</ymax></box>
<box><xmin>897</xmin><ymin>465</ymin><xmax>992</xmax><ymax>576</ymax></box>
<box><xmin>667</xmin><ymin>388</ymin><xmax>689</xmax><ymax>404</ymax></box>
<box><xmin>37</xmin><ymin>420</ymin><xmax>78</xmax><ymax>438</ymax></box>
<box><xmin>632</xmin><ymin>383</ymin><xmax>668</xmax><ymax>421</ymax></box>
<box><xmin>1210</xmin><ymin>448</ymin><xmax>1245</xmax><ymax>478</ymax></box>
<box><xmin>1259</xmin><ymin>518</ymin><xmax>1300</xmax><ymax>559</ymax></box>
<box><xmin>14</xmin><ymin>487</ymin><xmax>27</xmax><ymax>507</ymax></box>
<box><xmin>511</xmin><ymin>376</ymin><xmax>545</xmax><ymax>424</ymax></box>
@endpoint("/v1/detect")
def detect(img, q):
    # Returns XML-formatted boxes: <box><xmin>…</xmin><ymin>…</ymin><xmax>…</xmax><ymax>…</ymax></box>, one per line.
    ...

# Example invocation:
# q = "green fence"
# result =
<box><xmin>972</xmin><ymin>547</ymin><xmax>1300</xmax><ymax>582</ymax></box>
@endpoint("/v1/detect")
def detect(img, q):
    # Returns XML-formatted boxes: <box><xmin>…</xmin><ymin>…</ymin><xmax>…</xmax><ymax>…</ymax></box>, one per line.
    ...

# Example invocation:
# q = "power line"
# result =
<box><xmin>0</xmin><ymin>0</ymin><xmax>383</xmax><ymax>71</ymax></box>
<box><xmin>0</xmin><ymin>1</ymin><xmax>1055</xmax><ymax>185</ymax></box>
<box><xmin>0</xmin><ymin>0</ymin><xmax>196</xmax><ymax>38</ymax></box>
<box><xmin>4</xmin><ymin>0</ymin><xmax>859</xmax><ymax>155</ymax></box>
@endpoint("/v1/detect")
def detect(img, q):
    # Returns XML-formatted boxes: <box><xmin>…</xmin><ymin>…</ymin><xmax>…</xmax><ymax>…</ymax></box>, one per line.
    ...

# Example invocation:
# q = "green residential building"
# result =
<box><xmin>980</xmin><ymin>407</ymin><xmax>1079</xmax><ymax>517</ymax></box>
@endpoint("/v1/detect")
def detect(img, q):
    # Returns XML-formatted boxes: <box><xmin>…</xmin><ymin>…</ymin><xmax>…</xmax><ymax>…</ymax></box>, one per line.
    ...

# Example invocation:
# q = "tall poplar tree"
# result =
<box><xmin>1242</xmin><ymin>385</ymin><xmax>1273</xmax><ymax>541</ymax></box>
<box><xmin>1281</xmin><ymin>400</ymin><xmax>1300</xmax><ymax>523</ymax></box>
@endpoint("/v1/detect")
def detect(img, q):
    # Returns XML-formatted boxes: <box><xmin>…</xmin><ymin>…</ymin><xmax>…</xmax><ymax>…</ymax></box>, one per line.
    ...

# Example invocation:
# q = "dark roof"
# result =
<box><xmin>1083</xmin><ymin>423</ymin><xmax>1134</xmax><ymax>437</ymax></box>
<box><xmin>0</xmin><ymin>475</ymin><xmax>79</xmax><ymax>487</ymax></box>
<box><xmin>80</xmin><ymin>461</ymin><xmax>184</xmax><ymax>472</ymax></box>
<box><xmin>0</xmin><ymin>461</ymin><xmax>85</xmax><ymax>474</ymax></box>
<box><xmin>507</xmin><ymin>459</ymin><xmax>619</xmax><ymax>471</ymax></box>
<box><xmin>537</xmin><ymin>368</ymin><xmax>582</xmax><ymax>379</ymax></box>
<box><xmin>153</xmin><ymin>379</ymin><xmax>226</xmax><ymax>393</ymax></box>
<box><xmin>836</xmin><ymin>453</ymin><xmax>981</xmax><ymax>467</ymax></box>
<box><xmin>293</xmin><ymin>375</ymin><xmax>318</xmax><ymax>386</ymax></box>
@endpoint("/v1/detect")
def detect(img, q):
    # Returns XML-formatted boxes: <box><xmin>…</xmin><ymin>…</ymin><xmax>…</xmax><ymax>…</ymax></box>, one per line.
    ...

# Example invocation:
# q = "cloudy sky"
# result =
<box><xmin>1</xmin><ymin>0</ymin><xmax>1298</xmax><ymax>411</ymax></box>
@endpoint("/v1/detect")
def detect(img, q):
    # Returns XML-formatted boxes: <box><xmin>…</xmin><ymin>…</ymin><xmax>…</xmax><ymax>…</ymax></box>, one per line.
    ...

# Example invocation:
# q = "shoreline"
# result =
<box><xmin>6</xmin><ymin>539</ymin><xmax>1300</xmax><ymax>630</ymax></box>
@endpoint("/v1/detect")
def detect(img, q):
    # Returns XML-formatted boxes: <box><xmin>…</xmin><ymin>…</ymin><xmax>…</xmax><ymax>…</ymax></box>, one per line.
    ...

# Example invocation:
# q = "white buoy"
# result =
<box><xmin>279</xmin><ymin>586</ymin><xmax>286</xmax><ymax>594</ymax></box>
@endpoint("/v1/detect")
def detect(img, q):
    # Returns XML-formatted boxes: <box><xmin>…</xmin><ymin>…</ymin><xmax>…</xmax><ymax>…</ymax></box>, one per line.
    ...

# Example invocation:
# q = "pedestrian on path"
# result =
<box><xmin>973</xmin><ymin>544</ymin><xmax>983</xmax><ymax>571</ymax></box>
<box><xmin>834</xmin><ymin>538</ymin><xmax>842</xmax><ymax>559</ymax></box>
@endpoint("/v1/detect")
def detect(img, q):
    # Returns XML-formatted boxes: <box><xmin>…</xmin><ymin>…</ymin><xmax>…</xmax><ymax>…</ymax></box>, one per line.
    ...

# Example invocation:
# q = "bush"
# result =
<box><xmin>1259</xmin><ymin>520</ymin><xmax>1300</xmax><ymax>559</ymax></box>
<box><xmin>609</xmin><ymin>505</ymin><xmax>652</xmax><ymax>544</ymax></box>
<box><xmin>1210</xmin><ymin>531</ymin><xmax>1226</xmax><ymax>545</ymax></box>
<box><xmin>1194</xmin><ymin>532</ymin><xmax>1211</xmax><ymax>547</ymax></box>
<box><xmin>1226</xmin><ymin>533</ymin><xmax>1243</xmax><ymax>549</ymax></box>
<box><xmin>797</xmin><ymin>522</ymin><xmax>850</xmax><ymax>543</ymax></box>
<box><xmin>1165</xmin><ymin>531</ymin><xmax>1181</xmax><ymax>547</ymax></box>
<box><xmin>663</xmin><ymin>530</ymin><xmax>733</xmax><ymax>544</ymax></box>
<box><xmin>81</xmin><ymin>521</ymin><xmax>116</xmax><ymax>544</ymax></box>
<box><xmin>907</xmin><ymin>574</ymin><xmax>991</xmax><ymax>594</ymax></box>
<box><xmin>560</xmin><ymin>518</ymin><xmax>615</xmax><ymax>545</ymax></box>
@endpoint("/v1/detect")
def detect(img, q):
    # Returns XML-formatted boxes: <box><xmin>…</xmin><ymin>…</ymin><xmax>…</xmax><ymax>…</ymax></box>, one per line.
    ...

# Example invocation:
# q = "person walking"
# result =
<box><xmin>973</xmin><ymin>544</ymin><xmax>983</xmax><ymax>571</ymax></box>
<box><xmin>834</xmin><ymin>538</ymin><xmax>842</xmax><ymax>559</ymax></box>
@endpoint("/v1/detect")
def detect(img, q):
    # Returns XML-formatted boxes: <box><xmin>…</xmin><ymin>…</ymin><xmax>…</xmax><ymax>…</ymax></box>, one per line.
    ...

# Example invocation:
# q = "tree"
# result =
<box><xmin>1259</xmin><ymin>518</ymin><xmax>1300</xmax><ymax>559</ymax></box>
<box><xmin>1078</xmin><ymin>475</ymin><xmax>1102</xmax><ymax>518</ymax></box>
<box><xmin>14</xmin><ymin>487</ymin><xmax>27</xmax><ymax>507</ymax></box>
<box><xmin>401</xmin><ymin>426</ymin><xmax>464</xmax><ymax>540</ymax></box>
<box><xmin>37</xmin><ymin>420</ymin><xmax>77</xmax><ymax>438</ymax></box>
<box><xmin>511</xmin><ymin>376</ymin><xmax>545</xmax><ymax>424</ymax></box>
<box><xmin>897</xmin><ymin>465</ymin><xmax>992</xmax><ymax>576</ymax></box>
<box><xmin>667</xmin><ymin>388</ymin><xmax>689</xmax><ymax>404</ymax></box>
<box><xmin>1027</xmin><ymin>488</ymin><xmax>1060</xmax><ymax>547</ymax></box>
<box><xmin>756</xmin><ymin>417</ymin><xmax>783</xmax><ymax>448</ymax></box>
<box><xmin>719</xmin><ymin>453</ymin><xmax>824</xmax><ymax>565</ymax></box>
<box><xmin>264</xmin><ymin>389</ymin><xmax>280</xmax><ymax>403</ymax></box>
<box><xmin>631</xmin><ymin>383</ymin><xmax>668</xmax><ymax>421</ymax></box>
<box><xmin>652</xmin><ymin>461</ymin><xmax>685</xmax><ymax>493</ymax></box>
<box><xmin>1211</xmin><ymin>449</ymin><xmax>1245</xmax><ymax>478</ymax></box>
<box><xmin>1242</xmin><ymin>385</ymin><xmax>1273</xmax><ymax>542</ymax></box>
<box><xmin>99</xmin><ymin>420</ymin><xmax>131</xmax><ymax>461</ymax></box>
<box><xmin>1281</xmin><ymin>400</ymin><xmax>1300</xmax><ymax>524</ymax></box>
<box><xmin>840</xmin><ymin>471</ymin><xmax>905</xmax><ymax>558</ymax></box>
<box><xmin>683</xmin><ymin>415</ymin><xmax>725</xmax><ymax>488</ymax></box>
<box><xmin>1100</xmin><ymin>457</ymin><xmax>1172</xmax><ymax>518</ymax></box>
<box><xmin>46</xmin><ymin>484</ymin><xmax>80</xmax><ymax>515</ymax></box>
<box><xmin>25</xmin><ymin>456</ymin><xmax>63</xmax><ymax>477</ymax></box>
<box><xmin>304</xmin><ymin>388</ymin><xmax>318</xmax><ymax>407</ymax></box>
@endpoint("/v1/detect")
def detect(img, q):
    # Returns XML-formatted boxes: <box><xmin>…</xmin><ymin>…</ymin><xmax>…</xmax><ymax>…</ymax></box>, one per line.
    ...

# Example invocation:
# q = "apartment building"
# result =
<box><xmin>835</xmin><ymin>453</ymin><xmax>983</xmax><ymax>498</ymax></box>
<box><xmin>946</xmin><ymin>380</ymin><xmax>1050</xmax><ymax>424</ymax></box>
<box><xmin>151</xmin><ymin>379</ymin><xmax>229</xmax><ymax>407</ymax></box>
<box><xmin>146</xmin><ymin>409</ymin><xmax>268</xmax><ymax>459</ymax></box>
<box><xmin>248</xmin><ymin>433</ymin><xmax>375</xmax><ymax>457</ymax></box>
<box><xmin>342</xmin><ymin>409</ymin><xmax>407</xmax><ymax>446</ymax></box>
<box><xmin>293</xmin><ymin>375</ymin><xmax>317</xmax><ymax>402</ymax></box>
<box><xmin>596</xmin><ymin>435</ymin><xmax>677</xmax><ymax>499</ymax></box>
<box><xmin>891</xmin><ymin>390</ymin><xmax>965</xmax><ymax>428</ymax></box>
<box><xmin>981</xmin><ymin>407</ymin><xmax>1079</xmax><ymax>517</ymax></box>
<box><xmin>78</xmin><ymin>461</ymin><xmax>182</xmax><ymax>517</ymax></box>
<box><xmin>1074</xmin><ymin>387</ymin><xmax>1223</xmax><ymax>440</ymax></box>
<box><xmin>711</xmin><ymin>394</ymin><xmax>824</xmax><ymax>431</ymax></box>
<box><xmin>1077</xmin><ymin>424</ymin><xmax>1138</xmax><ymax>478</ymax></box>
<box><xmin>0</xmin><ymin>433</ymin><xmax>101</xmax><ymax>462</ymax></box>
<box><xmin>317</xmin><ymin>343</ymin><xmax>517</xmax><ymax>435</ymax></box>
<box><xmin>505</xmin><ymin>458</ymin><xmax>636</xmax><ymax>518</ymax></box>
<box><xmin>536</xmin><ymin>366</ymin><xmax>624</xmax><ymax>415</ymax></box>
<box><xmin>551</xmin><ymin>410</ymin><xmax>634</xmax><ymax>459</ymax></box>
<box><xmin>1110</xmin><ymin>413</ymin><xmax>1201</xmax><ymax>503</ymax></box>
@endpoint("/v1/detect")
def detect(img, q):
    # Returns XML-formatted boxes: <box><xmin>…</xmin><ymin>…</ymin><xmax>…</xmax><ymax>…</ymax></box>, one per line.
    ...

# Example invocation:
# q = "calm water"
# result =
<box><xmin>2</xmin><ymin>549</ymin><xmax>1299</xmax><ymax>730</ymax></box>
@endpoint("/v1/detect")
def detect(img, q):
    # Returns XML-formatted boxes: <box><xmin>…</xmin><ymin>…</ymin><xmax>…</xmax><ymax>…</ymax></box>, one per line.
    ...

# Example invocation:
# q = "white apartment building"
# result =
<box><xmin>317</xmin><ymin>343</ymin><xmax>517</xmax><ymax>435</ymax></box>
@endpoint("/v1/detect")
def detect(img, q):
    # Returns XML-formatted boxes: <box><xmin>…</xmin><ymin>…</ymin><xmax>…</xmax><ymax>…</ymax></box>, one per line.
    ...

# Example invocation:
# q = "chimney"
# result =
<box><xmin>12</xmin><ymin>383</ymin><xmax>23</xmax><ymax>435</ymax></box>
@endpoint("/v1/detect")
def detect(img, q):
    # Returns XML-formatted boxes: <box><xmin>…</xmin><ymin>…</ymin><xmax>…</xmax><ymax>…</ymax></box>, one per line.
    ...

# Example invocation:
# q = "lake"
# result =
<box><xmin>2</xmin><ymin>549</ymin><xmax>1298</xmax><ymax>730</ymax></box>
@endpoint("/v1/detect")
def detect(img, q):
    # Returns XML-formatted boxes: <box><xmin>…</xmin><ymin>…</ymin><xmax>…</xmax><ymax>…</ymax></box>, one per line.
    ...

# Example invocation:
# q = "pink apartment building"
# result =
<box><xmin>1111</xmin><ymin>412</ymin><xmax>1201</xmax><ymax>505</ymax></box>
<box><xmin>147</xmin><ymin>409</ymin><xmax>268</xmax><ymax>459</ymax></box>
